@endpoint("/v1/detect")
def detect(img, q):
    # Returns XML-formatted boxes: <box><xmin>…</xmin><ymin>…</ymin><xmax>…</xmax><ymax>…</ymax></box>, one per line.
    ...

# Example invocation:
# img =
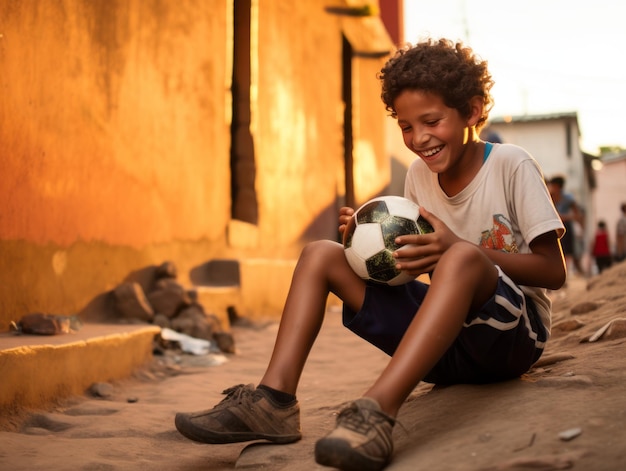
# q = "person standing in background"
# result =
<box><xmin>591</xmin><ymin>220</ymin><xmax>612</xmax><ymax>274</ymax></box>
<box><xmin>615</xmin><ymin>203</ymin><xmax>626</xmax><ymax>262</ymax></box>
<box><xmin>548</xmin><ymin>175</ymin><xmax>585</xmax><ymax>276</ymax></box>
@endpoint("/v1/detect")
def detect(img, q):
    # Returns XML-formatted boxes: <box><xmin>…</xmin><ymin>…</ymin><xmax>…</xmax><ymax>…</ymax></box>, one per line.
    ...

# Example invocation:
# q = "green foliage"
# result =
<box><xmin>599</xmin><ymin>145</ymin><xmax>626</xmax><ymax>156</ymax></box>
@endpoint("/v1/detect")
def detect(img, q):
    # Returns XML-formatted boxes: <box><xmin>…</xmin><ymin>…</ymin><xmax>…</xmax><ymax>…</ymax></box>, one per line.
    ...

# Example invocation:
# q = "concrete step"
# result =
<box><xmin>0</xmin><ymin>257</ymin><xmax>325</xmax><ymax>418</ymax></box>
<box><xmin>0</xmin><ymin>324</ymin><xmax>160</xmax><ymax>417</ymax></box>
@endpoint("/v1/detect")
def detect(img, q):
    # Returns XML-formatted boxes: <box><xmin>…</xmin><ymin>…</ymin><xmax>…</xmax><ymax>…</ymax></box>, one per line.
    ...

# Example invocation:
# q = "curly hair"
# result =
<box><xmin>379</xmin><ymin>38</ymin><xmax>494</xmax><ymax>130</ymax></box>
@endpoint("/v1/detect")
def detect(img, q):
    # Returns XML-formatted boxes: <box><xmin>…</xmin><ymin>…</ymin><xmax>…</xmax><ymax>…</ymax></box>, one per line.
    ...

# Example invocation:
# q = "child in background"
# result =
<box><xmin>592</xmin><ymin>220</ymin><xmax>612</xmax><ymax>274</ymax></box>
<box><xmin>616</xmin><ymin>203</ymin><xmax>626</xmax><ymax>262</ymax></box>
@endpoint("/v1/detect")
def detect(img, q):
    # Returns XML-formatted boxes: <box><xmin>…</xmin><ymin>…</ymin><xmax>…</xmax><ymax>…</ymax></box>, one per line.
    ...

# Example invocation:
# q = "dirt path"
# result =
<box><xmin>2</xmin><ymin>265</ymin><xmax>626</xmax><ymax>470</ymax></box>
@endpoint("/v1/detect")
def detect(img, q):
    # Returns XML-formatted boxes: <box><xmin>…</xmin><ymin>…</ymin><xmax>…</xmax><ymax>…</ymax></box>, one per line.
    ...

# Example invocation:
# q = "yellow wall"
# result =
<box><xmin>0</xmin><ymin>0</ymin><xmax>393</xmax><ymax>330</ymax></box>
<box><xmin>1</xmin><ymin>1</ymin><xmax>231</xmax><ymax>248</ymax></box>
<box><xmin>0</xmin><ymin>0</ymin><xmax>232</xmax><ymax>330</ymax></box>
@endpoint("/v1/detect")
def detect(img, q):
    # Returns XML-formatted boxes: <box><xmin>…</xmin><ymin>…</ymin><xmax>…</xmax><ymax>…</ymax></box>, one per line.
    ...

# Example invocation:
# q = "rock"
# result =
<box><xmin>113</xmin><ymin>282</ymin><xmax>154</xmax><ymax>322</ymax></box>
<box><xmin>604</xmin><ymin>318</ymin><xmax>626</xmax><ymax>340</ymax></box>
<box><xmin>89</xmin><ymin>382</ymin><xmax>114</xmax><ymax>398</ymax></box>
<box><xmin>205</xmin><ymin>312</ymin><xmax>226</xmax><ymax>333</ymax></box>
<box><xmin>155</xmin><ymin>261</ymin><xmax>177</xmax><ymax>280</ymax></box>
<box><xmin>170</xmin><ymin>305</ymin><xmax>214</xmax><ymax>341</ymax></box>
<box><xmin>214</xmin><ymin>331</ymin><xmax>236</xmax><ymax>354</ymax></box>
<box><xmin>22</xmin><ymin>413</ymin><xmax>74</xmax><ymax>433</ymax></box>
<box><xmin>147</xmin><ymin>279</ymin><xmax>192</xmax><ymax>318</ymax></box>
<box><xmin>570</xmin><ymin>301</ymin><xmax>599</xmax><ymax>315</ymax></box>
<box><xmin>15</xmin><ymin>313</ymin><xmax>73</xmax><ymax>335</ymax></box>
<box><xmin>152</xmin><ymin>313</ymin><xmax>171</xmax><ymax>329</ymax></box>
<box><xmin>551</xmin><ymin>318</ymin><xmax>585</xmax><ymax>332</ymax></box>
<box><xmin>187</xmin><ymin>289</ymin><xmax>198</xmax><ymax>303</ymax></box>
<box><xmin>169</xmin><ymin>305</ymin><xmax>236</xmax><ymax>353</ymax></box>
<box><xmin>227</xmin><ymin>305</ymin><xmax>256</xmax><ymax>328</ymax></box>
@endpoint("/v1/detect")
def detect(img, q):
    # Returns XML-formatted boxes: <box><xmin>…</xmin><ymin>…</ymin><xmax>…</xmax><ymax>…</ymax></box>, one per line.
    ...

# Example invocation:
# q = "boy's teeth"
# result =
<box><xmin>423</xmin><ymin>146</ymin><xmax>442</xmax><ymax>157</ymax></box>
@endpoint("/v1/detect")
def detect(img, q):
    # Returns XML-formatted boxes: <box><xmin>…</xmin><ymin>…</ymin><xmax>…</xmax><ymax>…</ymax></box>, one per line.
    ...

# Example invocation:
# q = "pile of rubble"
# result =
<box><xmin>112</xmin><ymin>261</ymin><xmax>235</xmax><ymax>354</ymax></box>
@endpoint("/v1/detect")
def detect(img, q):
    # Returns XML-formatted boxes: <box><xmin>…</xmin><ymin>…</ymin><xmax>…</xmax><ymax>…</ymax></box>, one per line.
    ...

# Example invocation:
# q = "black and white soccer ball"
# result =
<box><xmin>342</xmin><ymin>196</ymin><xmax>433</xmax><ymax>286</ymax></box>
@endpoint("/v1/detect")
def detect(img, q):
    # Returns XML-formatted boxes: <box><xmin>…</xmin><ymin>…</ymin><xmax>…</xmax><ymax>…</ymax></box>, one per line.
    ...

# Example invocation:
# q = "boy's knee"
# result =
<box><xmin>442</xmin><ymin>241</ymin><xmax>483</xmax><ymax>262</ymax></box>
<box><xmin>435</xmin><ymin>242</ymin><xmax>497</xmax><ymax>292</ymax></box>
<box><xmin>300</xmin><ymin>239</ymin><xmax>343</xmax><ymax>262</ymax></box>
<box><xmin>438</xmin><ymin>242</ymin><xmax>494</xmax><ymax>274</ymax></box>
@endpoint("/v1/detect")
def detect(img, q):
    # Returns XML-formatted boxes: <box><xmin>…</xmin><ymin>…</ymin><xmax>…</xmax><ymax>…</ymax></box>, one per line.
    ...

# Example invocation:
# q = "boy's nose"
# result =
<box><xmin>412</xmin><ymin>130</ymin><xmax>430</xmax><ymax>148</ymax></box>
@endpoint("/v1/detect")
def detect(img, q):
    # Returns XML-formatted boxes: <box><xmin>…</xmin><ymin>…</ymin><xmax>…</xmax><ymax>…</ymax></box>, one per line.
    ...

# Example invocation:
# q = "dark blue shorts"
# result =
<box><xmin>343</xmin><ymin>266</ymin><xmax>547</xmax><ymax>385</ymax></box>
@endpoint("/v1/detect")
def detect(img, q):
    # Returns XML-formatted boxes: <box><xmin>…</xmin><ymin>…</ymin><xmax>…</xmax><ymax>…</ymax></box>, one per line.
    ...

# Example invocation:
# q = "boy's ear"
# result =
<box><xmin>466</xmin><ymin>96</ymin><xmax>484</xmax><ymax>127</ymax></box>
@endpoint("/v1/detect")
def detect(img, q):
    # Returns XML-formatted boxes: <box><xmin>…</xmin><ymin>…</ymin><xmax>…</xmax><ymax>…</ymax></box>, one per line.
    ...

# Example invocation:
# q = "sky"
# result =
<box><xmin>403</xmin><ymin>0</ymin><xmax>626</xmax><ymax>153</ymax></box>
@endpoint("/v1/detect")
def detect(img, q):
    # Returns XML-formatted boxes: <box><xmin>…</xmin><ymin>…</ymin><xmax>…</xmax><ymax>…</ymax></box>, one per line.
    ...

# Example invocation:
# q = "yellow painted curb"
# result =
<box><xmin>0</xmin><ymin>326</ymin><xmax>160</xmax><ymax>416</ymax></box>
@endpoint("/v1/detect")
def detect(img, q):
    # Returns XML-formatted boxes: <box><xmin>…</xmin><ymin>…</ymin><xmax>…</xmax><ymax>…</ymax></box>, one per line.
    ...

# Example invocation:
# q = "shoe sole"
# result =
<box><xmin>314</xmin><ymin>437</ymin><xmax>388</xmax><ymax>471</ymax></box>
<box><xmin>174</xmin><ymin>413</ymin><xmax>302</xmax><ymax>444</ymax></box>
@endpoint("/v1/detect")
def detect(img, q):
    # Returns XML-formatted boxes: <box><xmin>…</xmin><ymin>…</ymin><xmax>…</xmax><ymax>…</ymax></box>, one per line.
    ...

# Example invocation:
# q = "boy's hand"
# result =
<box><xmin>338</xmin><ymin>206</ymin><xmax>355</xmax><ymax>235</ymax></box>
<box><xmin>393</xmin><ymin>207</ymin><xmax>461</xmax><ymax>276</ymax></box>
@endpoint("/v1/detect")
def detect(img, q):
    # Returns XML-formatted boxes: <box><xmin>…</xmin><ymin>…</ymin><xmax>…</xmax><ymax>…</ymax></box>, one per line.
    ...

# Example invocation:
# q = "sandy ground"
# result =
<box><xmin>2</xmin><ymin>262</ymin><xmax>626</xmax><ymax>471</ymax></box>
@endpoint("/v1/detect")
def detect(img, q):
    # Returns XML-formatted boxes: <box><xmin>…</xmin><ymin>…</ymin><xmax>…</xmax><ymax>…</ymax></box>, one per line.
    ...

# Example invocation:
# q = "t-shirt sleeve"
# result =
<box><xmin>509</xmin><ymin>158</ymin><xmax>565</xmax><ymax>244</ymax></box>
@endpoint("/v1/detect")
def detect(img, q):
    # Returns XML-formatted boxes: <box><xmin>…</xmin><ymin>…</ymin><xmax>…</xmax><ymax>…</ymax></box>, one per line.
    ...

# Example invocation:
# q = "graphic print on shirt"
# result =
<box><xmin>479</xmin><ymin>214</ymin><xmax>519</xmax><ymax>253</ymax></box>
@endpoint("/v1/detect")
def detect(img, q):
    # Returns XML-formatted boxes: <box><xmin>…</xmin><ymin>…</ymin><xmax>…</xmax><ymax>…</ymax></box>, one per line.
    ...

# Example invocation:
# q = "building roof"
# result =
<box><xmin>600</xmin><ymin>151</ymin><xmax>626</xmax><ymax>164</ymax></box>
<box><xmin>489</xmin><ymin>111</ymin><xmax>579</xmax><ymax>124</ymax></box>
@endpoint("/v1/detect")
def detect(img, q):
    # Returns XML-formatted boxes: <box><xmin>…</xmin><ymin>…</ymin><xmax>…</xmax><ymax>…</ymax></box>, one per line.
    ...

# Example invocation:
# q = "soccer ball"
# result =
<box><xmin>343</xmin><ymin>196</ymin><xmax>434</xmax><ymax>286</ymax></box>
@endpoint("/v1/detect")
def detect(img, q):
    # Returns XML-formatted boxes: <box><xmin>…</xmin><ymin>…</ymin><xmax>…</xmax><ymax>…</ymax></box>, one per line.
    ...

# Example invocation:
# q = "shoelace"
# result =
<box><xmin>215</xmin><ymin>384</ymin><xmax>253</xmax><ymax>409</ymax></box>
<box><xmin>337</xmin><ymin>402</ymin><xmax>395</xmax><ymax>434</ymax></box>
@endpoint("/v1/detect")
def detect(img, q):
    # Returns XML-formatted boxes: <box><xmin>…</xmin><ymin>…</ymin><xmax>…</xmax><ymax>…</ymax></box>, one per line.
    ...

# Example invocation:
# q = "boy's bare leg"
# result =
<box><xmin>364</xmin><ymin>241</ymin><xmax>498</xmax><ymax>416</ymax></box>
<box><xmin>314</xmin><ymin>241</ymin><xmax>498</xmax><ymax>470</ymax></box>
<box><xmin>174</xmin><ymin>239</ymin><xmax>364</xmax><ymax>445</ymax></box>
<box><xmin>259</xmin><ymin>239</ymin><xmax>366</xmax><ymax>395</ymax></box>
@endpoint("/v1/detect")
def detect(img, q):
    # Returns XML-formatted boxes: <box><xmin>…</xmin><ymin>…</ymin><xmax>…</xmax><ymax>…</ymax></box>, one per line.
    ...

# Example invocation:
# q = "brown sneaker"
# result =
<box><xmin>175</xmin><ymin>384</ymin><xmax>302</xmax><ymax>444</ymax></box>
<box><xmin>314</xmin><ymin>397</ymin><xmax>395</xmax><ymax>471</ymax></box>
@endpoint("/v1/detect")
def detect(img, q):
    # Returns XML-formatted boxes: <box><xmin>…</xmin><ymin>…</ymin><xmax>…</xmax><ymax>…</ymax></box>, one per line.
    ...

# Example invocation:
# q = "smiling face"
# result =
<box><xmin>395</xmin><ymin>89</ymin><xmax>482</xmax><ymax>175</ymax></box>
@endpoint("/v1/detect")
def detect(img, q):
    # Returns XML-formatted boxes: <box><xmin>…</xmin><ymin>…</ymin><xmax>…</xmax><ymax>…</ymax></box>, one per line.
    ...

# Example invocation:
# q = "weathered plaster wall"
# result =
<box><xmin>0</xmin><ymin>0</ymin><xmax>231</xmax><ymax>329</ymax></box>
<box><xmin>351</xmin><ymin>57</ymin><xmax>390</xmax><ymax>205</ymax></box>
<box><xmin>0</xmin><ymin>0</ymin><xmax>392</xmax><ymax>330</ymax></box>
<box><xmin>253</xmin><ymin>1</ymin><xmax>345</xmax><ymax>246</ymax></box>
<box><xmin>1</xmin><ymin>0</ymin><xmax>230</xmax><ymax>247</ymax></box>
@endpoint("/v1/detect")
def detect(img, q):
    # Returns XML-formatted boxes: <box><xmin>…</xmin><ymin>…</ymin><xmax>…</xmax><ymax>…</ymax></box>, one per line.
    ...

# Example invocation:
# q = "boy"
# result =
<box><xmin>175</xmin><ymin>38</ymin><xmax>566</xmax><ymax>471</ymax></box>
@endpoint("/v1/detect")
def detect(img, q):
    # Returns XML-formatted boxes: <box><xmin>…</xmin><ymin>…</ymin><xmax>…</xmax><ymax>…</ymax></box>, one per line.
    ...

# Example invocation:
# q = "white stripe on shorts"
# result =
<box><xmin>463</xmin><ymin>266</ymin><xmax>546</xmax><ymax>350</ymax></box>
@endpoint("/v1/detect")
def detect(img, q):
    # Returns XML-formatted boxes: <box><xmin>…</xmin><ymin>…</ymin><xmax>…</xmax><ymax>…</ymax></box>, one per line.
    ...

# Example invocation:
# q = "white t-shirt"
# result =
<box><xmin>404</xmin><ymin>142</ymin><xmax>564</xmax><ymax>333</ymax></box>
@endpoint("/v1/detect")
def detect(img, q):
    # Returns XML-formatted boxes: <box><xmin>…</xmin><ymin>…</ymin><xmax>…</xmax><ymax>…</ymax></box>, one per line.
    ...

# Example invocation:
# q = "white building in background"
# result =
<box><xmin>484</xmin><ymin>112</ymin><xmax>591</xmax><ymax>204</ymax></box>
<box><xmin>484</xmin><ymin>112</ymin><xmax>598</xmax><ymax>270</ymax></box>
<box><xmin>592</xmin><ymin>152</ymin><xmax>626</xmax><ymax>254</ymax></box>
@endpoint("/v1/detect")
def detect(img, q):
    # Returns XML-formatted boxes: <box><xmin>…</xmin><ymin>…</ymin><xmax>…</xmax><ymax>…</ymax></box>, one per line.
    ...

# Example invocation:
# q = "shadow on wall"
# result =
<box><xmin>78</xmin><ymin>292</ymin><xmax>119</xmax><ymax>323</ymax></box>
<box><xmin>298</xmin><ymin>162</ymin><xmax>411</xmax><ymax>247</ymax></box>
<box><xmin>387</xmin><ymin>156</ymin><xmax>409</xmax><ymax>197</ymax></box>
<box><xmin>298</xmin><ymin>197</ymin><xmax>346</xmax><ymax>245</ymax></box>
<box><xmin>78</xmin><ymin>189</ymin><xmax>405</xmax><ymax>324</ymax></box>
<box><xmin>78</xmin><ymin>264</ymin><xmax>171</xmax><ymax>323</ymax></box>
<box><xmin>190</xmin><ymin>259</ymin><xmax>241</xmax><ymax>287</ymax></box>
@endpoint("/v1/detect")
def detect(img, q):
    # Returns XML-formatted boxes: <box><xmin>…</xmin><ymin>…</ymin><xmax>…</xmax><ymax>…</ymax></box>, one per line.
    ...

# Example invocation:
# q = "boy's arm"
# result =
<box><xmin>394</xmin><ymin>208</ymin><xmax>566</xmax><ymax>291</ymax></box>
<box><xmin>481</xmin><ymin>231</ymin><xmax>566</xmax><ymax>290</ymax></box>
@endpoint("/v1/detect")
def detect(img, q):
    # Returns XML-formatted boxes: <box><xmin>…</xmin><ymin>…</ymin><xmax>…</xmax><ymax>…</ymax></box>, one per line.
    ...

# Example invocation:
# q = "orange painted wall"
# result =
<box><xmin>0</xmin><ymin>0</ymin><xmax>393</xmax><ymax>330</ymax></box>
<box><xmin>0</xmin><ymin>1</ymin><xmax>230</xmax><ymax>248</ymax></box>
